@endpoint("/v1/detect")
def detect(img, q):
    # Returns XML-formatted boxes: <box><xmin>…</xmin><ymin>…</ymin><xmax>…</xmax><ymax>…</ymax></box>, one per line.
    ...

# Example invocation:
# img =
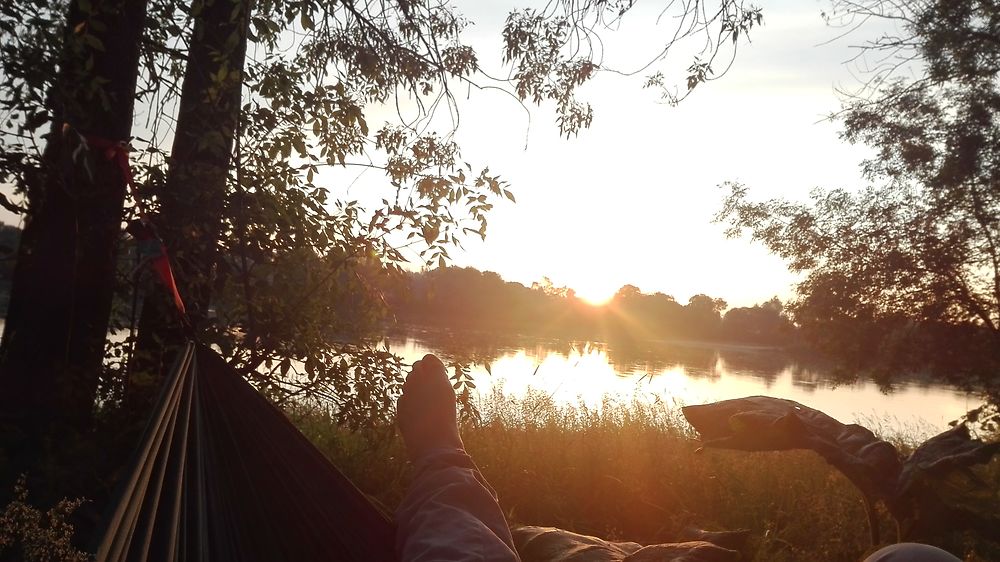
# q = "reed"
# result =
<box><xmin>287</xmin><ymin>391</ymin><xmax>995</xmax><ymax>562</ymax></box>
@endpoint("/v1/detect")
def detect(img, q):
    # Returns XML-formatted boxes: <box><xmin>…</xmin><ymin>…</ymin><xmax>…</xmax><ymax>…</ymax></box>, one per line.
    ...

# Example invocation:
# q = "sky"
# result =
<box><xmin>0</xmin><ymin>0</ymin><xmax>894</xmax><ymax>309</ymax></box>
<box><xmin>355</xmin><ymin>0</ymin><xmax>886</xmax><ymax>308</ymax></box>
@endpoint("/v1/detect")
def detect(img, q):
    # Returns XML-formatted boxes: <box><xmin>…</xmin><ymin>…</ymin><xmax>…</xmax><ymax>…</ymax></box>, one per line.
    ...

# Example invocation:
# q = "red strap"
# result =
<box><xmin>84</xmin><ymin>132</ymin><xmax>187</xmax><ymax>318</ymax></box>
<box><xmin>151</xmin><ymin>250</ymin><xmax>187</xmax><ymax>316</ymax></box>
<box><xmin>83</xmin><ymin>135</ymin><xmax>146</xmax><ymax>218</ymax></box>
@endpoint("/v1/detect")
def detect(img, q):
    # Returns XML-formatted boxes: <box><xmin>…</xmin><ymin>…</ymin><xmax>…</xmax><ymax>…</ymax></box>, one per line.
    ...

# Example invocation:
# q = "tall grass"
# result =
<box><xmin>288</xmin><ymin>391</ymin><xmax>992</xmax><ymax>562</ymax></box>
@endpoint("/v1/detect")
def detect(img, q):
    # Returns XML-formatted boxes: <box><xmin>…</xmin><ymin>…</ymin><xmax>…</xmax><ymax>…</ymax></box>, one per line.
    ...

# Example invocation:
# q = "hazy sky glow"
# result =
<box><xmin>368</xmin><ymin>0</ymin><xmax>887</xmax><ymax>308</ymax></box>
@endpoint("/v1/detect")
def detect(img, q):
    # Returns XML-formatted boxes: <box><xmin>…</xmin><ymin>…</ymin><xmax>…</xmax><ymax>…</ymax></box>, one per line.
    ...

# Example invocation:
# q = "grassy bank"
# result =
<box><xmin>289</xmin><ymin>391</ymin><xmax>998</xmax><ymax>562</ymax></box>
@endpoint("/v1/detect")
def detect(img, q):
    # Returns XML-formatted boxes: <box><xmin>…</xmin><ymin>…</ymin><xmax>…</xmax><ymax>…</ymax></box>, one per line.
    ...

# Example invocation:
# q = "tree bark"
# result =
<box><xmin>129</xmin><ymin>0</ymin><xmax>249</xmax><ymax>408</ymax></box>
<box><xmin>0</xmin><ymin>0</ymin><xmax>148</xmax><ymax>446</ymax></box>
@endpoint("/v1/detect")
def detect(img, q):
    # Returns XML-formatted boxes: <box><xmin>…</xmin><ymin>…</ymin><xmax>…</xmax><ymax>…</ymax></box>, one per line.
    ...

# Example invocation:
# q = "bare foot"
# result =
<box><xmin>396</xmin><ymin>354</ymin><xmax>464</xmax><ymax>461</ymax></box>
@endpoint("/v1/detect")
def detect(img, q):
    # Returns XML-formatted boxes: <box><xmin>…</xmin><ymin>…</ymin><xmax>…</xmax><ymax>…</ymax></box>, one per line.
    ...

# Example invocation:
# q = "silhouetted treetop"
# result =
<box><xmin>718</xmin><ymin>0</ymin><xmax>1000</xmax><ymax>389</ymax></box>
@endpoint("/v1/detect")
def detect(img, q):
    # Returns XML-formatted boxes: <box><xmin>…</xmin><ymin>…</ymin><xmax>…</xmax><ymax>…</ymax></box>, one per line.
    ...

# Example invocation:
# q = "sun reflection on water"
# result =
<box><xmin>388</xmin><ymin>333</ymin><xmax>976</xmax><ymax>440</ymax></box>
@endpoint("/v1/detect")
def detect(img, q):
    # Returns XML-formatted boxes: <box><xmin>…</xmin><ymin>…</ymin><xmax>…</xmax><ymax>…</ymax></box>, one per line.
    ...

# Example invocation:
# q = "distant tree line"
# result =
<box><xmin>387</xmin><ymin>265</ymin><xmax>1000</xmax><ymax>394</ymax></box>
<box><xmin>384</xmin><ymin>266</ymin><xmax>795</xmax><ymax>346</ymax></box>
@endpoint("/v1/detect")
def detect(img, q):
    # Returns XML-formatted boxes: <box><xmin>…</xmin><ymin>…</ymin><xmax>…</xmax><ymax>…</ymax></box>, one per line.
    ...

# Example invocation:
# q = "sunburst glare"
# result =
<box><xmin>572</xmin><ymin>281</ymin><xmax>617</xmax><ymax>306</ymax></box>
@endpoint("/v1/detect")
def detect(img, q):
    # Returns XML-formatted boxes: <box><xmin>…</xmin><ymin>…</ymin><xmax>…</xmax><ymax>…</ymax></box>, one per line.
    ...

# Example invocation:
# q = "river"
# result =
<box><xmin>0</xmin><ymin>316</ymin><xmax>975</xmax><ymax>440</ymax></box>
<box><xmin>387</xmin><ymin>328</ymin><xmax>978</xmax><ymax>440</ymax></box>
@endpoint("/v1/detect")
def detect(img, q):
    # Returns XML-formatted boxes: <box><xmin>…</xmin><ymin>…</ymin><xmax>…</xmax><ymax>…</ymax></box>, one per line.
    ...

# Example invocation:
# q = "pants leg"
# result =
<box><xmin>862</xmin><ymin>543</ymin><xmax>962</xmax><ymax>562</ymax></box>
<box><xmin>395</xmin><ymin>447</ymin><xmax>520</xmax><ymax>562</ymax></box>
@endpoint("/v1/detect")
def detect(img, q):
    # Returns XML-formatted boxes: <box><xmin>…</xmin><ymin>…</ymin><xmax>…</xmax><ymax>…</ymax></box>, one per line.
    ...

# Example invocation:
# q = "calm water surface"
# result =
<box><xmin>387</xmin><ymin>330</ymin><xmax>978</xmax><ymax>439</ymax></box>
<box><xmin>3</xmin><ymin>314</ymin><xmax>970</xmax><ymax>438</ymax></box>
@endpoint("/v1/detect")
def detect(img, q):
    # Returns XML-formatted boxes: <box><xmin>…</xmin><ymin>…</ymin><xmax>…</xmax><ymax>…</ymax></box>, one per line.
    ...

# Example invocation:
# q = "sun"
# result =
<box><xmin>572</xmin><ymin>281</ymin><xmax>616</xmax><ymax>306</ymax></box>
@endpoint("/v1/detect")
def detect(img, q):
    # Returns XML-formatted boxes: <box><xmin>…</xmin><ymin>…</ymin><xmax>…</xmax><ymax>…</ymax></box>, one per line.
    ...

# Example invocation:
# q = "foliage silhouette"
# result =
<box><xmin>0</xmin><ymin>0</ymin><xmax>770</xmax><ymax>435</ymax></box>
<box><xmin>717</xmin><ymin>0</ymin><xmax>1000</xmax><ymax>403</ymax></box>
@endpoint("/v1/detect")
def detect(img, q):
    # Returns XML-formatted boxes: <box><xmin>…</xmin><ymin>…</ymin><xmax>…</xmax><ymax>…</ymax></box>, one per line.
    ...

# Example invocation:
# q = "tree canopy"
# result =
<box><xmin>717</xmin><ymin>0</ymin><xmax>1000</xmax><ymax>390</ymax></box>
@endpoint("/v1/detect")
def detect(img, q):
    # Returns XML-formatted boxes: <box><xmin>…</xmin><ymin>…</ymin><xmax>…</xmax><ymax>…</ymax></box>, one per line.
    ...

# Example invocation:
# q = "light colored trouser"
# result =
<box><xmin>863</xmin><ymin>543</ymin><xmax>962</xmax><ymax>562</ymax></box>
<box><xmin>395</xmin><ymin>451</ymin><xmax>961</xmax><ymax>562</ymax></box>
<box><xmin>396</xmin><ymin>447</ymin><xmax>521</xmax><ymax>562</ymax></box>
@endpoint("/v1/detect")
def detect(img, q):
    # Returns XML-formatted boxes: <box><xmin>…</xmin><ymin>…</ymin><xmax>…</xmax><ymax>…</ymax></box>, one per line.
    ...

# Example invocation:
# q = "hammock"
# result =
<box><xmin>95</xmin><ymin>343</ymin><xmax>397</xmax><ymax>562</ymax></box>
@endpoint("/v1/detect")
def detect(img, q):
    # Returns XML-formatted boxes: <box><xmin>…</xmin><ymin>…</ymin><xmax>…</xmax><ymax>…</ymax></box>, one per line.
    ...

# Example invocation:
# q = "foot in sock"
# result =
<box><xmin>396</xmin><ymin>354</ymin><xmax>464</xmax><ymax>461</ymax></box>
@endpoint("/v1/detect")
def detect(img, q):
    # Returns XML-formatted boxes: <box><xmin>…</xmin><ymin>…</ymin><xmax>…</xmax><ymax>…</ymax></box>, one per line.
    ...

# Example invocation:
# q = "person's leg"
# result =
<box><xmin>395</xmin><ymin>354</ymin><xmax>520</xmax><ymax>562</ymax></box>
<box><xmin>862</xmin><ymin>543</ymin><xmax>962</xmax><ymax>562</ymax></box>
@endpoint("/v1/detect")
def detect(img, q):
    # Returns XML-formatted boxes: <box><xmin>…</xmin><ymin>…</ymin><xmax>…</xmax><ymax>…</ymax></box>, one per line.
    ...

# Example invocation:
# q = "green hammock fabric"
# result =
<box><xmin>95</xmin><ymin>343</ymin><xmax>397</xmax><ymax>562</ymax></box>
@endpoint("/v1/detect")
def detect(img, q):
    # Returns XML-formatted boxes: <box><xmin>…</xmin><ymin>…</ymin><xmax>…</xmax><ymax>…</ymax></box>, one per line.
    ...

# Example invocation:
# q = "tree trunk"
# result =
<box><xmin>129</xmin><ymin>0</ymin><xmax>249</xmax><ymax>408</ymax></box>
<box><xmin>0</xmin><ymin>0</ymin><xmax>148</xmax><ymax>450</ymax></box>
